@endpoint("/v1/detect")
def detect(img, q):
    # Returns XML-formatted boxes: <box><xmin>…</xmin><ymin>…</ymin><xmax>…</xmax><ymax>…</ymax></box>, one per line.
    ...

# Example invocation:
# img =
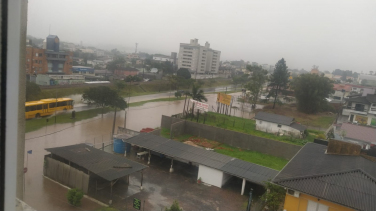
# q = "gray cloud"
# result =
<box><xmin>27</xmin><ymin>0</ymin><xmax>376</xmax><ymax>72</ymax></box>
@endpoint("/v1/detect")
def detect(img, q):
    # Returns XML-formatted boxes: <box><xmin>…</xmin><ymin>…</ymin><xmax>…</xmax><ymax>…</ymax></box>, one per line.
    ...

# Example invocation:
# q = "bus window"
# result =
<box><xmin>43</xmin><ymin>104</ymin><xmax>47</xmax><ymax>109</ymax></box>
<box><xmin>25</xmin><ymin>106</ymin><xmax>30</xmax><ymax>112</ymax></box>
<box><xmin>37</xmin><ymin>105</ymin><xmax>43</xmax><ymax>110</ymax></box>
<box><xmin>49</xmin><ymin>103</ymin><xmax>55</xmax><ymax>108</ymax></box>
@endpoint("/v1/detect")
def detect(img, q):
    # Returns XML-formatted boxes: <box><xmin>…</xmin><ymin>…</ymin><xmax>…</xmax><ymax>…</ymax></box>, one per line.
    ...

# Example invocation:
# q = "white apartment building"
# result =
<box><xmin>178</xmin><ymin>38</ymin><xmax>221</xmax><ymax>74</ymax></box>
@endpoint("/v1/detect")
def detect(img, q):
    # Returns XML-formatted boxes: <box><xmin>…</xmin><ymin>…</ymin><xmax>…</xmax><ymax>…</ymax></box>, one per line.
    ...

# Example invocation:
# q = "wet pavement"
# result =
<box><xmin>89</xmin><ymin>145</ymin><xmax>261</xmax><ymax>211</ymax></box>
<box><xmin>24</xmin><ymin>92</ymin><xmax>261</xmax><ymax>210</ymax></box>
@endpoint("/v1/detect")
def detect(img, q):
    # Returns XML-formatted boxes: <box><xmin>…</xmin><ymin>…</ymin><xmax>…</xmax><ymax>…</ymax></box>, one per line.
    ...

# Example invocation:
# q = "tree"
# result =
<box><xmin>125</xmin><ymin>75</ymin><xmax>142</xmax><ymax>82</ymax></box>
<box><xmin>245</xmin><ymin>65</ymin><xmax>268</xmax><ymax>108</ymax></box>
<box><xmin>167</xmin><ymin>75</ymin><xmax>179</xmax><ymax>90</ymax></box>
<box><xmin>67</xmin><ymin>188</ymin><xmax>84</xmax><ymax>206</ymax></box>
<box><xmin>232</xmin><ymin>74</ymin><xmax>249</xmax><ymax>90</ymax></box>
<box><xmin>177</xmin><ymin>68</ymin><xmax>191</xmax><ymax>79</ymax></box>
<box><xmin>82</xmin><ymin>86</ymin><xmax>126</xmax><ymax>117</ymax></box>
<box><xmin>346</xmin><ymin>78</ymin><xmax>353</xmax><ymax>83</ymax></box>
<box><xmin>191</xmin><ymin>83</ymin><xmax>207</xmax><ymax>102</ymax></box>
<box><xmin>260</xmin><ymin>182</ymin><xmax>286</xmax><ymax>211</ymax></box>
<box><xmin>26</xmin><ymin>81</ymin><xmax>41</xmax><ymax>101</ymax></box>
<box><xmin>291</xmin><ymin>74</ymin><xmax>333</xmax><ymax>114</ymax></box>
<box><xmin>161</xmin><ymin>61</ymin><xmax>174</xmax><ymax>75</ymax></box>
<box><xmin>165</xmin><ymin>200</ymin><xmax>182</xmax><ymax>211</ymax></box>
<box><xmin>268</xmin><ymin>58</ymin><xmax>290</xmax><ymax>109</ymax></box>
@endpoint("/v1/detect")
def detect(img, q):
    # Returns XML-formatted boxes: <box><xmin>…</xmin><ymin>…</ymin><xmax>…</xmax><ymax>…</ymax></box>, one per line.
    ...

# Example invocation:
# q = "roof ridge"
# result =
<box><xmin>275</xmin><ymin>168</ymin><xmax>376</xmax><ymax>184</ymax></box>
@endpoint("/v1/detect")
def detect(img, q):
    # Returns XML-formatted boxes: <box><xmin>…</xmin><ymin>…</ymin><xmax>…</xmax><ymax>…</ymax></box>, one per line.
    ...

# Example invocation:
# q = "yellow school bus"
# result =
<box><xmin>25</xmin><ymin>98</ymin><xmax>74</xmax><ymax>119</ymax></box>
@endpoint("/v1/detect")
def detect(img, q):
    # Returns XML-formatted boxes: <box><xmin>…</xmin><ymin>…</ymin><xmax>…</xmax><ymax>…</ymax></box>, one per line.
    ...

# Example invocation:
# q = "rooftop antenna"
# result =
<box><xmin>135</xmin><ymin>43</ymin><xmax>138</xmax><ymax>53</ymax></box>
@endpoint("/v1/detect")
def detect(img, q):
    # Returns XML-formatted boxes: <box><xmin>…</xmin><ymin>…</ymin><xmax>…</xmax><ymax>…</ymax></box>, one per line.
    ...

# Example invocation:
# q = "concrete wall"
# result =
<box><xmin>255</xmin><ymin>120</ymin><xmax>301</xmax><ymax>137</ymax></box>
<box><xmin>161</xmin><ymin>115</ymin><xmax>301</xmax><ymax>159</ymax></box>
<box><xmin>198</xmin><ymin>165</ymin><xmax>224</xmax><ymax>188</ymax></box>
<box><xmin>170</xmin><ymin>120</ymin><xmax>185</xmax><ymax>139</ymax></box>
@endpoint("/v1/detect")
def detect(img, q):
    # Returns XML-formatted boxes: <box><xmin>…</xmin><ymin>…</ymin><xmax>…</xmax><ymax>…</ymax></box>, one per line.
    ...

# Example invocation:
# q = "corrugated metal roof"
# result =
<box><xmin>273</xmin><ymin>143</ymin><xmax>376</xmax><ymax>211</ymax></box>
<box><xmin>290</xmin><ymin>122</ymin><xmax>307</xmax><ymax>132</ymax></box>
<box><xmin>45</xmin><ymin>144</ymin><xmax>148</xmax><ymax>181</ymax></box>
<box><xmin>123</xmin><ymin>133</ymin><xmax>278</xmax><ymax>185</ymax></box>
<box><xmin>255</xmin><ymin>112</ymin><xmax>293</xmax><ymax>126</ymax></box>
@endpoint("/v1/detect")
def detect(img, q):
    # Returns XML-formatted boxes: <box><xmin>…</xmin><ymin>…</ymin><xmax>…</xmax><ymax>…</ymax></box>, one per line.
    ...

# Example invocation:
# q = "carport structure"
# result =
<box><xmin>120</xmin><ymin>133</ymin><xmax>278</xmax><ymax>194</ymax></box>
<box><xmin>45</xmin><ymin>144</ymin><xmax>148</xmax><ymax>199</ymax></box>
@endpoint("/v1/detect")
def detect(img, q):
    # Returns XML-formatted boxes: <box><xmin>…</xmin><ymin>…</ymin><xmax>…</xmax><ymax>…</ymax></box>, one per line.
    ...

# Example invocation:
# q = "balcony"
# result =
<box><xmin>342</xmin><ymin>106</ymin><xmax>368</xmax><ymax>115</ymax></box>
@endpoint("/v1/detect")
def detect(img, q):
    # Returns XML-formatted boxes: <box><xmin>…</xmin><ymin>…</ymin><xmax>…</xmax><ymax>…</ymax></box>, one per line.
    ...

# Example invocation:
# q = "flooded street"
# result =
<box><xmin>24</xmin><ymin>92</ymin><xmax>260</xmax><ymax>210</ymax></box>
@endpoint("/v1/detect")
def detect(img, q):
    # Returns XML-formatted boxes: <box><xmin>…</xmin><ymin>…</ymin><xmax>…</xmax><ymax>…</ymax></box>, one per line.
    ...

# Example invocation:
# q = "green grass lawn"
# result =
<box><xmin>161</xmin><ymin>128</ymin><xmax>287</xmax><ymax>170</ymax></box>
<box><xmin>188</xmin><ymin>112</ymin><xmax>324</xmax><ymax>146</ymax></box>
<box><xmin>214</xmin><ymin>144</ymin><xmax>288</xmax><ymax>170</ymax></box>
<box><xmin>25</xmin><ymin>107</ymin><xmax>113</xmax><ymax>133</ymax></box>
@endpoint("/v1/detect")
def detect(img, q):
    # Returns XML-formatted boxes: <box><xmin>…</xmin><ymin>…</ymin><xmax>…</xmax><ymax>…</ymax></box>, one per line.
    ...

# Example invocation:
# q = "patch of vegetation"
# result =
<box><xmin>67</xmin><ymin>188</ymin><xmax>84</xmax><ymax>206</ymax></box>
<box><xmin>259</xmin><ymin>181</ymin><xmax>286</xmax><ymax>211</ymax></box>
<box><xmin>214</xmin><ymin>144</ymin><xmax>288</xmax><ymax>170</ymax></box>
<box><xmin>187</xmin><ymin>112</ymin><xmax>323</xmax><ymax>146</ymax></box>
<box><xmin>25</xmin><ymin>107</ymin><xmax>113</xmax><ymax>133</ymax></box>
<box><xmin>165</xmin><ymin>200</ymin><xmax>183</xmax><ymax>211</ymax></box>
<box><xmin>162</xmin><ymin>129</ymin><xmax>288</xmax><ymax>170</ymax></box>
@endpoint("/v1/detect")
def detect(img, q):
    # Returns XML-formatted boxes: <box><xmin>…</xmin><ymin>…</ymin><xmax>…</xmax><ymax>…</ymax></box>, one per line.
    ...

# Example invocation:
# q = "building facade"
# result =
<box><xmin>36</xmin><ymin>74</ymin><xmax>85</xmax><ymax>86</ymax></box>
<box><xmin>178</xmin><ymin>39</ymin><xmax>221</xmax><ymax>74</ymax></box>
<box><xmin>26</xmin><ymin>35</ymin><xmax>73</xmax><ymax>75</ymax></box>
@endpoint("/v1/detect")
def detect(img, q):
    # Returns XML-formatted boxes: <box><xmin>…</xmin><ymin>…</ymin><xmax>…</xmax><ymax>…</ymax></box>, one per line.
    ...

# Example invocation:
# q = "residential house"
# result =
<box><xmin>331</xmin><ymin>84</ymin><xmax>352</xmax><ymax>101</ymax></box>
<box><xmin>254</xmin><ymin>112</ymin><xmax>306</xmax><ymax>137</ymax></box>
<box><xmin>114</xmin><ymin>67</ymin><xmax>139</xmax><ymax>78</ymax></box>
<box><xmin>350</xmin><ymin>85</ymin><xmax>376</xmax><ymax>96</ymax></box>
<box><xmin>334</xmin><ymin>123</ymin><xmax>376</xmax><ymax>149</ymax></box>
<box><xmin>357</xmin><ymin>74</ymin><xmax>376</xmax><ymax>86</ymax></box>
<box><xmin>332</xmin><ymin>75</ymin><xmax>341</xmax><ymax>81</ymax></box>
<box><xmin>273</xmin><ymin>141</ymin><xmax>376</xmax><ymax>211</ymax></box>
<box><xmin>324</xmin><ymin>73</ymin><xmax>333</xmax><ymax>80</ymax></box>
<box><xmin>342</xmin><ymin>94</ymin><xmax>376</xmax><ymax>125</ymax></box>
<box><xmin>310</xmin><ymin>68</ymin><xmax>320</xmax><ymax>75</ymax></box>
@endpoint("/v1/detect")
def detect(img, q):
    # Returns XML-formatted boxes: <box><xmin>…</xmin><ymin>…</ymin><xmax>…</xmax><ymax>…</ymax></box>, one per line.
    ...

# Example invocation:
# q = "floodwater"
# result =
<box><xmin>24</xmin><ymin>92</ymin><xmax>261</xmax><ymax>210</ymax></box>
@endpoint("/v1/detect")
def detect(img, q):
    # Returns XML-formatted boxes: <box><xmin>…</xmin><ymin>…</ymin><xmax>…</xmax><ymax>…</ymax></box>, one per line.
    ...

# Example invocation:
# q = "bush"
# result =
<box><xmin>165</xmin><ymin>200</ymin><xmax>182</xmax><ymax>211</ymax></box>
<box><xmin>67</xmin><ymin>188</ymin><xmax>84</xmax><ymax>206</ymax></box>
<box><xmin>317</xmin><ymin>134</ymin><xmax>326</xmax><ymax>139</ymax></box>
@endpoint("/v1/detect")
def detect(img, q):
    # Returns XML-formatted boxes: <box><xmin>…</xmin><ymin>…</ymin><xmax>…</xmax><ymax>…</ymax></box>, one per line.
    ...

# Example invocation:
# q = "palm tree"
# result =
<box><xmin>182</xmin><ymin>90</ymin><xmax>191</xmax><ymax>115</ymax></box>
<box><xmin>188</xmin><ymin>84</ymin><xmax>208</xmax><ymax>116</ymax></box>
<box><xmin>191</xmin><ymin>84</ymin><xmax>208</xmax><ymax>102</ymax></box>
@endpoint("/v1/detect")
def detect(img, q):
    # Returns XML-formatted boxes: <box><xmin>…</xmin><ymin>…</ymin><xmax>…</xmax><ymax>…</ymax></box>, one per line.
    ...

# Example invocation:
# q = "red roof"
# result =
<box><xmin>333</xmin><ymin>84</ymin><xmax>352</xmax><ymax>92</ymax></box>
<box><xmin>341</xmin><ymin>123</ymin><xmax>376</xmax><ymax>144</ymax></box>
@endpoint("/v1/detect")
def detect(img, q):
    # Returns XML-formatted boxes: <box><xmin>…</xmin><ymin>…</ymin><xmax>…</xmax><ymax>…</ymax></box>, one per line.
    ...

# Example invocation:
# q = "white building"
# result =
<box><xmin>153</xmin><ymin>54</ymin><xmax>172</xmax><ymax>62</ymax></box>
<box><xmin>255</xmin><ymin>112</ymin><xmax>306</xmax><ymax>137</ymax></box>
<box><xmin>178</xmin><ymin>38</ymin><xmax>221</xmax><ymax>74</ymax></box>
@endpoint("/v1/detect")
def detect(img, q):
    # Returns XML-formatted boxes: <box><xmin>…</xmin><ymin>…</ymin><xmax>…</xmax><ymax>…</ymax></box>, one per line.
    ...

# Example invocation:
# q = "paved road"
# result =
<box><xmin>74</xmin><ymin>85</ymin><xmax>239</xmax><ymax>112</ymax></box>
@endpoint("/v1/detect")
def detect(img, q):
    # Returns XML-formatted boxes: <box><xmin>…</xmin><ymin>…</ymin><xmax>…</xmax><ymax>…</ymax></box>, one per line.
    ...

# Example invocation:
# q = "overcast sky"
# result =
<box><xmin>28</xmin><ymin>0</ymin><xmax>376</xmax><ymax>72</ymax></box>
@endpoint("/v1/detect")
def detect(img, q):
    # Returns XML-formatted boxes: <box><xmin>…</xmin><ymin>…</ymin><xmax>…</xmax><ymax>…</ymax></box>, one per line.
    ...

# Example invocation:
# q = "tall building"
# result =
<box><xmin>178</xmin><ymin>38</ymin><xmax>221</xmax><ymax>74</ymax></box>
<box><xmin>26</xmin><ymin>35</ymin><xmax>73</xmax><ymax>75</ymax></box>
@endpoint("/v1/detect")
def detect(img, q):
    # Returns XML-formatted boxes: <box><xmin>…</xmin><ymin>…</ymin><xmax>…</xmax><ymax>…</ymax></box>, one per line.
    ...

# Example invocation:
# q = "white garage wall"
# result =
<box><xmin>198</xmin><ymin>165</ymin><xmax>224</xmax><ymax>188</ymax></box>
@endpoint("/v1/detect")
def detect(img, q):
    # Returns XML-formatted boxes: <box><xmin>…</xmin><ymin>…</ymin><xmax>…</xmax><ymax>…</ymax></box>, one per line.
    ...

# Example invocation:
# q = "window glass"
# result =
<box><xmin>49</xmin><ymin>103</ymin><xmax>55</xmax><ymax>108</ymax></box>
